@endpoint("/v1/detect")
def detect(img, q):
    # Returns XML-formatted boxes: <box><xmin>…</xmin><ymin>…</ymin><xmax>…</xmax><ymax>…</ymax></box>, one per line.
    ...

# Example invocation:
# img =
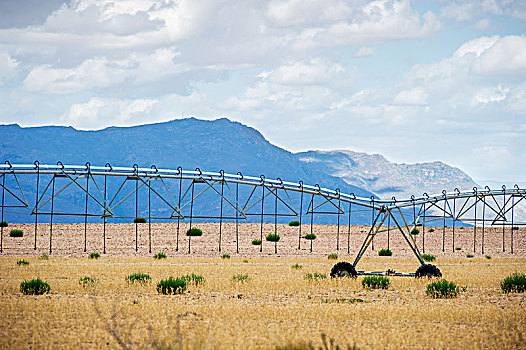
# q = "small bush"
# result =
<box><xmin>251</xmin><ymin>238</ymin><xmax>262</xmax><ymax>245</ymax></box>
<box><xmin>428</xmin><ymin>228</ymin><xmax>435</xmax><ymax>232</ymax></box>
<box><xmin>186</xmin><ymin>227</ymin><xmax>202</xmax><ymax>236</ymax></box>
<box><xmin>291</xmin><ymin>263</ymin><xmax>303</xmax><ymax>269</ymax></box>
<box><xmin>512</xmin><ymin>226</ymin><xmax>519</xmax><ymax>230</ymax></box>
<box><xmin>304</xmin><ymin>233</ymin><xmax>316</xmax><ymax>240</ymax></box>
<box><xmin>134</xmin><ymin>217</ymin><xmax>147</xmax><ymax>223</ymax></box>
<box><xmin>153</xmin><ymin>252</ymin><xmax>167</xmax><ymax>259</ymax></box>
<box><xmin>16</xmin><ymin>259</ymin><xmax>30</xmax><ymax>266</ymax></box>
<box><xmin>79</xmin><ymin>276</ymin><xmax>97</xmax><ymax>287</ymax></box>
<box><xmin>455</xmin><ymin>247</ymin><xmax>461</xmax><ymax>251</ymax></box>
<box><xmin>182</xmin><ymin>273</ymin><xmax>205</xmax><ymax>286</ymax></box>
<box><xmin>232</xmin><ymin>274</ymin><xmax>250</xmax><ymax>283</ymax></box>
<box><xmin>288</xmin><ymin>220</ymin><xmax>300</xmax><ymax>227</ymax></box>
<box><xmin>266</xmin><ymin>233</ymin><xmax>280</xmax><ymax>242</ymax></box>
<box><xmin>378</xmin><ymin>248</ymin><xmax>392</xmax><ymax>256</ymax></box>
<box><xmin>426</xmin><ymin>279</ymin><xmax>459</xmax><ymax>299</ymax></box>
<box><xmin>89</xmin><ymin>252</ymin><xmax>100</xmax><ymax>259</ymax></box>
<box><xmin>466</xmin><ymin>254</ymin><xmax>474</xmax><ymax>258</ymax></box>
<box><xmin>156</xmin><ymin>277</ymin><xmax>187</xmax><ymax>295</ymax></box>
<box><xmin>362</xmin><ymin>276</ymin><xmax>390</xmax><ymax>290</ymax></box>
<box><xmin>501</xmin><ymin>273</ymin><xmax>526</xmax><ymax>293</ymax></box>
<box><xmin>0</xmin><ymin>221</ymin><xmax>8</xmax><ymax>227</ymax></box>
<box><xmin>243</xmin><ymin>259</ymin><xmax>249</xmax><ymax>263</ymax></box>
<box><xmin>9</xmin><ymin>229</ymin><xmax>23</xmax><ymax>237</ymax></box>
<box><xmin>422</xmin><ymin>254</ymin><xmax>436</xmax><ymax>262</ymax></box>
<box><xmin>221</xmin><ymin>254</ymin><xmax>230</xmax><ymax>259</ymax></box>
<box><xmin>485</xmin><ymin>255</ymin><xmax>491</xmax><ymax>260</ymax></box>
<box><xmin>20</xmin><ymin>278</ymin><xmax>50</xmax><ymax>295</ymax></box>
<box><xmin>304</xmin><ymin>272</ymin><xmax>327</xmax><ymax>281</ymax></box>
<box><xmin>327</xmin><ymin>253</ymin><xmax>338</xmax><ymax>260</ymax></box>
<box><xmin>126</xmin><ymin>272</ymin><xmax>152</xmax><ymax>284</ymax></box>
<box><xmin>39</xmin><ymin>254</ymin><xmax>49</xmax><ymax>260</ymax></box>
<box><xmin>410</xmin><ymin>228</ymin><xmax>420</xmax><ymax>235</ymax></box>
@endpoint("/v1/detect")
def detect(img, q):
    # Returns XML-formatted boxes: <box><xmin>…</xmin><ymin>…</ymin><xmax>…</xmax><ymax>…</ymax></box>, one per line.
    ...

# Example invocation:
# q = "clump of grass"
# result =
<box><xmin>232</xmin><ymin>274</ymin><xmax>250</xmax><ymax>283</ymax></box>
<box><xmin>327</xmin><ymin>253</ymin><xmax>338</xmax><ymax>260</ymax></box>
<box><xmin>9</xmin><ymin>229</ymin><xmax>23</xmax><ymax>237</ymax></box>
<box><xmin>485</xmin><ymin>255</ymin><xmax>491</xmax><ymax>260</ymax></box>
<box><xmin>243</xmin><ymin>259</ymin><xmax>249</xmax><ymax>263</ymax></box>
<box><xmin>156</xmin><ymin>277</ymin><xmax>187</xmax><ymax>295</ymax></box>
<box><xmin>16</xmin><ymin>259</ymin><xmax>30</xmax><ymax>266</ymax></box>
<box><xmin>466</xmin><ymin>254</ymin><xmax>474</xmax><ymax>258</ymax></box>
<box><xmin>221</xmin><ymin>254</ymin><xmax>230</xmax><ymax>259</ymax></box>
<box><xmin>251</xmin><ymin>238</ymin><xmax>262</xmax><ymax>245</ymax></box>
<box><xmin>276</xmin><ymin>333</ymin><xmax>359</xmax><ymax>350</ymax></box>
<box><xmin>182</xmin><ymin>273</ymin><xmax>205</xmax><ymax>286</ymax></box>
<box><xmin>426</xmin><ymin>279</ymin><xmax>459</xmax><ymax>299</ymax></box>
<box><xmin>133</xmin><ymin>217</ymin><xmax>147</xmax><ymax>223</ymax></box>
<box><xmin>378</xmin><ymin>248</ymin><xmax>392</xmax><ymax>256</ymax></box>
<box><xmin>186</xmin><ymin>227</ymin><xmax>202</xmax><ymax>236</ymax></box>
<box><xmin>304</xmin><ymin>233</ymin><xmax>316</xmax><ymax>240</ymax></box>
<box><xmin>288</xmin><ymin>220</ymin><xmax>300</xmax><ymax>226</ymax></box>
<box><xmin>455</xmin><ymin>247</ymin><xmax>462</xmax><ymax>251</ymax></box>
<box><xmin>88</xmin><ymin>252</ymin><xmax>100</xmax><ymax>259</ymax></box>
<box><xmin>362</xmin><ymin>276</ymin><xmax>390</xmax><ymax>290</ymax></box>
<box><xmin>410</xmin><ymin>228</ymin><xmax>420</xmax><ymax>235</ymax></box>
<box><xmin>0</xmin><ymin>221</ymin><xmax>8</xmax><ymax>227</ymax></box>
<box><xmin>126</xmin><ymin>272</ymin><xmax>152</xmax><ymax>284</ymax></box>
<box><xmin>322</xmin><ymin>298</ymin><xmax>364</xmax><ymax>304</ymax></box>
<box><xmin>304</xmin><ymin>272</ymin><xmax>327</xmax><ymax>281</ymax></box>
<box><xmin>153</xmin><ymin>252</ymin><xmax>167</xmax><ymax>259</ymax></box>
<box><xmin>78</xmin><ymin>276</ymin><xmax>97</xmax><ymax>287</ymax></box>
<box><xmin>501</xmin><ymin>273</ymin><xmax>526</xmax><ymax>293</ymax></box>
<box><xmin>291</xmin><ymin>263</ymin><xmax>303</xmax><ymax>269</ymax></box>
<box><xmin>266</xmin><ymin>233</ymin><xmax>280</xmax><ymax>242</ymax></box>
<box><xmin>39</xmin><ymin>254</ymin><xmax>49</xmax><ymax>260</ymax></box>
<box><xmin>511</xmin><ymin>226</ymin><xmax>519</xmax><ymax>230</ymax></box>
<box><xmin>422</xmin><ymin>254</ymin><xmax>436</xmax><ymax>262</ymax></box>
<box><xmin>428</xmin><ymin>228</ymin><xmax>435</xmax><ymax>232</ymax></box>
<box><xmin>20</xmin><ymin>278</ymin><xmax>50</xmax><ymax>295</ymax></box>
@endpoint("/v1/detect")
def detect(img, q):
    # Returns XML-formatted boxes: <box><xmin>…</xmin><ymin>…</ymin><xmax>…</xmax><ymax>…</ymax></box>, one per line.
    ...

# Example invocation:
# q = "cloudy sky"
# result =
<box><xmin>0</xmin><ymin>0</ymin><xmax>525</xmax><ymax>185</ymax></box>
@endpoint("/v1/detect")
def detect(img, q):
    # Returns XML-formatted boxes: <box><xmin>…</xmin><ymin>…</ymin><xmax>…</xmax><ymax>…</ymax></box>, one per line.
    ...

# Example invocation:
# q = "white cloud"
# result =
<box><xmin>0</xmin><ymin>53</ymin><xmax>19</xmax><ymax>85</ymax></box>
<box><xmin>257</xmin><ymin>59</ymin><xmax>350</xmax><ymax>86</ymax></box>
<box><xmin>440</xmin><ymin>0</ymin><xmax>526</xmax><ymax>22</ymax></box>
<box><xmin>354</xmin><ymin>46</ymin><xmax>377</xmax><ymax>57</ymax></box>
<box><xmin>393</xmin><ymin>88</ymin><xmax>428</xmax><ymax>106</ymax></box>
<box><xmin>471</xmin><ymin>36</ymin><xmax>526</xmax><ymax>78</ymax></box>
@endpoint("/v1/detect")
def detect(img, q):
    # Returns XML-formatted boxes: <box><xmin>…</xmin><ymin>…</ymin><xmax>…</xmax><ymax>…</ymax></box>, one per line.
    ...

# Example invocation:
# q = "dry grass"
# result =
<box><xmin>1</xmin><ymin>256</ymin><xmax>525</xmax><ymax>349</ymax></box>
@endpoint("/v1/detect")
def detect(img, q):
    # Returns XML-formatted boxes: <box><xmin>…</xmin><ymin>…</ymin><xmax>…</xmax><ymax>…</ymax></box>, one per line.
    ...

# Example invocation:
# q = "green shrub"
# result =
<box><xmin>501</xmin><ymin>273</ymin><xmax>526</xmax><ymax>293</ymax></box>
<box><xmin>265</xmin><ymin>233</ymin><xmax>280</xmax><ymax>242</ymax></box>
<box><xmin>221</xmin><ymin>254</ymin><xmax>230</xmax><ymax>259</ymax></box>
<box><xmin>125</xmin><ymin>272</ymin><xmax>152</xmax><ymax>284</ymax></box>
<box><xmin>455</xmin><ymin>247</ymin><xmax>461</xmax><ymax>251</ymax></box>
<box><xmin>291</xmin><ymin>263</ymin><xmax>302</xmax><ymax>269</ymax></box>
<box><xmin>327</xmin><ymin>253</ymin><xmax>338</xmax><ymax>260</ymax></box>
<box><xmin>153</xmin><ymin>252</ymin><xmax>167</xmax><ymax>259</ymax></box>
<box><xmin>426</xmin><ymin>279</ymin><xmax>459</xmax><ymax>299</ymax></box>
<box><xmin>186</xmin><ymin>227</ymin><xmax>202</xmax><ymax>236</ymax></box>
<box><xmin>512</xmin><ymin>226</ymin><xmax>519</xmax><ymax>230</ymax></box>
<box><xmin>422</xmin><ymin>254</ymin><xmax>436</xmax><ymax>262</ymax></box>
<box><xmin>485</xmin><ymin>255</ymin><xmax>491</xmax><ymax>260</ymax></box>
<box><xmin>232</xmin><ymin>274</ymin><xmax>250</xmax><ymax>283</ymax></box>
<box><xmin>134</xmin><ymin>217</ymin><xmax>147</xmax><ymax>223</ymax></box>
<box><xmin>181</xmin><ymin>273</ymin><xmax>205</xmax><ymax>286</ymax></box>
<box><xmin>410</xmin><ymin>228</ymin><xmax>420</xmax><ymax>235</ymax></box>
<box><xmin>89</xmin><ymin>252</ymin><xmax>100</xmax><ymax>259</ymax></box>
<box><xmin>251</xmin><ymin>238</ymin><xmax>262</xmax><ymax>245</ymax></box>
<box><xmin>288</xmin><ymin>220</ymin><xmax>300</xmax><ymax>227</ymax></box>
<box><xmin>378</xmin><ymin>248</ymin><xmax>392</xmax><ymax>256</ymax></box>
<box><xmin>243</xmin><ymin>259</ymin><xmax>249</xmax><ymax>263</ymax></box>
<box><xmin>466</xmin><ymin>254</ymin><xmax>474</xmax><ymax>258</ymax></box>
<box><xmin>362</xmin><ymin>276</ymin><xmax>390</xmax><ymax>290</ymax></box>
<box><xmin>20</xmin><ymin>278</ymin><xmax>50</xmax><ymax>295</ymax></box>
<box><xmin>0</xmin><ymin>221</ymin><xmax>8</xmax><ymax>228</ymax></box>
<box><xmin>16</xmin><ymin>259</ymin><xmax>30</xmax><ymax>266</ymax></box>
<box><xmin>304</xmin><ymin>272</ymin><xmax>327</xmax><ymax>281</ymax></box>
<box><xmin>156</xmin><ymin>277</ymin><xmax>187</xmax><ymax>295</ymax></box>
<box><xmin>9</xmin><ymin>229</ymin><xmax>23</xmax><ymax>237</ymax></box>
<box><xmin>428</xmin><ymin>228</ymin><xmax>435</xmax><ymax>232</ymax></box>
<box><xmin>39</xmin><ymin>254</ymin><xmax>49</xmax><ymax>260</ymax></box>
<box><xmin>79</xmin><ymin>276</ymin><xmax>97</xmax><ymax>287</ymax></box>
<box><xmin>304</xmin><ymin>233</ymin><xmax>316</xmax><ymax>240</ymax></box>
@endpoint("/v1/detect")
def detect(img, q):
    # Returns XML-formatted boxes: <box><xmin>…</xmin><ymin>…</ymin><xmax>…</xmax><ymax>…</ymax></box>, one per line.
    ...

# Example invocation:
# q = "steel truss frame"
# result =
<box><xmin>1</xmin><ymin>161</ymin><xmax>525</xmax><ymax>276</ymax></box>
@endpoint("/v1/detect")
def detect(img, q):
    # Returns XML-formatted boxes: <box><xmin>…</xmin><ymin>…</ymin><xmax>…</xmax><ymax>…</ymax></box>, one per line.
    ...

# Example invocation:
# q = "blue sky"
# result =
<box><xmin>0</xmin><ymin>0</ymin><xmax>525</xmax><ymax>185</ymax></box>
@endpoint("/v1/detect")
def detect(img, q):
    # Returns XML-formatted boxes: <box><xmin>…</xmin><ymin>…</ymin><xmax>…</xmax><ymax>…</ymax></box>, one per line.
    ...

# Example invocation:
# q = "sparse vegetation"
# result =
<box><xmin>251</xmin><ymin>238</ymin><xmax>262</xmax><ymax>245</ymax></box>
<box><xmin>232</xmin><ymin>274</ymin><xmax>250</xmax><ymax>283</ymax></box>
<box><xmin>276</xmin><ymin>333</ymin><xmax>360</xmax><ymax>350</ymax></box>
<box><xmin>501</xmin><ymin>273</ymin><xmax>526</xmax><ymax>293</ymax></box>
<box><xmin>9</xmin><ymin>229</ymin><xmax>23</xmax><ymax>237</ymax></box>
<box><xmin>88</xmin><ymin>252</ymin><xmax>100</xmax><ymax>259</ymax></box>
<box><xmin>16</xmin><ymin>259</ymin><xmax>30</xmax><ymax>266</ymax></box>
<box><xmin>78</xmin><ymin>276</ymin><xmax>97</xmax><ymax>287</ymax></box>
<box><xmin>20</xmin><ymin>278</ymin><xmax>50</xmax><ymax>295</ymax></box>
<box><xmin>186</xmin><ymin>227</ymin><xmax>203</xmax><ymax>236</ymax></box>
<box><xmin>410</xmin><ymin>228</ymin><xmax>420</xmax><ymax>235</ymax></box>
<box><xmin>426</xmin><ymin>279</ymin><xmax>459</xmax><ymax>299</ymax></box>
<box><xmin>134</xmin><ymin>217</ymin><xmax>147</xmax><ymax>223</ymax></box>
<box><xmin>304</xmin><ymin>233</ymin><xmax>316</xmax><ymax>240</ymax></box>
<box><xmin>39</xmin><ymin>253</ymin><xmax>49</xmax><ymax>260</ymax></box>
<box><xmin>428</xmin><ymin>228</ymin><xmax>435</xmax><ymax>232</ymax></box>
<box><xmin>181</xmin><ymin>273</ymin><xmax>205</xmax><ymax>286</ymax></box>
<box><xmin>455</xmin><ymin>247</ymin><xmax>462</xmax><ymax>251</ymax></box>
<box><xmin>321</xmin><ymin>298</ymin><xmax>364</xmax><ymax>304</ymax></box>
<box><xmin>156</xmin><ymin>277</ymin><xmax>187</xmax><ymax>295</ymax></box>
<box><xmin>466</xmin><ymin>254</ymin><xmax>474</xmax><ymax>258</ymax></box>
<box><xmin>221</xmin><ymin>254</ymin><xmax>230</xmax><ymax>259</ymax></box>
<box><xmin>327</xmin><ymin>253</ymin><xmax>338</xmax><ymax>260</ymax></box>
<box><xmin>266</xmin><ymin>233</ymin><xmax>280</xmax><ymax>242</ymax></box>
<box><xmin>485</xmin><ymin>255</ymin><xmax>491</xmax><ymax>260</ymax></box>
<box><xmin>512</xmin><ymin>226</ymin><xmax>519</xmax><ymax>230</ymax></box>
<box><xmin>153</xmin><ymin>252</ymin><xmax>167</xmax><ymax>259</ymax></box>
<box><xmin>378</xmin><ymin>248</ymin><xmax>392</xmax><ymax>256</ymax></box>
<box><xmin>304</xmin><ymin>272</ymin><xmax>327</xmax><ymax>281</ymax></box>
<box><xmin>125</xmin><ymin>272</ymin><xmax>152</xmax><ymax>284</ymax></box>
<box><xmin>288</xmin><ymin>220</ymin><xmax>300</xmax><ymax>226</ymax></box>
<box><xmin>422</xmin><ymin>254</ymin><xmax>436</xmax><ymax>262</ymax></box>
<box><xmin>0</xmin><ymin>221</ymin><xmax>8</xmax><ymax>227</ymax></box>
<box><xmin>291</xmin><ymin>263</ymin><xmax>303</xmax><ymax>269</ymax></box>
<box><xmin>362</xmin><ymin>276</ymin><xmax>390</xmax><ymax>290</ymax></box>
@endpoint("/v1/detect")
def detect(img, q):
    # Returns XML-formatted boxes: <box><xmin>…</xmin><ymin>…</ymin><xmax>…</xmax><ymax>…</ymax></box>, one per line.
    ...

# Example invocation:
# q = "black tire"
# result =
<box><xmin>415</xmin><ymin>264</ymin><xmax>442</xmax><ymax>278</ymax></box>
<box><xmin>330</xmin><ymin>262</ymin><xmax>357</xmax><ymax>278</ymax></box>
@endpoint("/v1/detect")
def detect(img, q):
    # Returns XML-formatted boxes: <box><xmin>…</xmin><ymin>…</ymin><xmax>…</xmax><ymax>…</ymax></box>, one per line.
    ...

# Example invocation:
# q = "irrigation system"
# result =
<box><xmin>1</xmin><ymin>161</ymin><xmax>525</xmax><ymax>278</ymax></box>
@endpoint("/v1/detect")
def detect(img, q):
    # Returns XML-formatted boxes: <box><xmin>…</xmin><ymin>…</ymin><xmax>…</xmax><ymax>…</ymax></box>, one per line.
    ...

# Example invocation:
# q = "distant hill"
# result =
<box><xmin>296</xmin><ymin>150</ymin><xmax>479</xmax><ymax>199</ymax></box>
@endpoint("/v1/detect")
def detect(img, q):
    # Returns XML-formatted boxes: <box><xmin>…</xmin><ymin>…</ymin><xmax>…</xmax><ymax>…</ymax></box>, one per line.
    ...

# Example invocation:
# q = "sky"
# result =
<box><xmin>0</xmin><ymin>0</ymin><xmax>525</xmax><ymax>185</ymax></box>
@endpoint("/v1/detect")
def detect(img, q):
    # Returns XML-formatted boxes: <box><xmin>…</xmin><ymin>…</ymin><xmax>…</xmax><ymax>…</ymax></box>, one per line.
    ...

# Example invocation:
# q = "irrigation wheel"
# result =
<box><xmin>330</xmin><ymin>262</ymin><xmax>357</xmax><ymax>278</ymax></box>
<box><xmin>415</xmin><ymin>264</ymin><xmax>442</xmax><ymax>278</ymax></box>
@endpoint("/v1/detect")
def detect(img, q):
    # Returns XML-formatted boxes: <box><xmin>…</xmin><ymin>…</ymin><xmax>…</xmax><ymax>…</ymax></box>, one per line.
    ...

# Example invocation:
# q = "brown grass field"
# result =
<box><xmin>0</xmin><ymin>223</ymin><xmax>525</xmax><ymax>349</ymax></box>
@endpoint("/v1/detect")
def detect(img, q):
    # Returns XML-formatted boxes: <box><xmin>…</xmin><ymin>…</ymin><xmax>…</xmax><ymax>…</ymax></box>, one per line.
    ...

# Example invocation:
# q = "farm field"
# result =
<box><xmin>0</xmin><ymin>223</ymin><xmax>525</xmax><ymax>349</ymax></box>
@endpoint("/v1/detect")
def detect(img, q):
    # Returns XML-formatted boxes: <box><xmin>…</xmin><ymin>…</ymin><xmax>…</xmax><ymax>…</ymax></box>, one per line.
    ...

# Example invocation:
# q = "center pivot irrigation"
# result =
<box><xmin>1</xmin><ymin>161</ymin><xmax>525</xmax><ymax>278</ymax></box>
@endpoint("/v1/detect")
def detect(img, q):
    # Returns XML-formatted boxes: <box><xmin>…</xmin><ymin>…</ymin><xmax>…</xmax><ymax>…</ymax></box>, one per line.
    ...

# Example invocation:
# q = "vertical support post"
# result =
<box><xmin>274</xmin><ymin>187</ymin><xmax>278</xmax><ymax>254</ymax></box>
<box><xmin>442</xmin><ymin>195</ymin><xmax>446</xmax><ymax>252</ymax></box>
<box><xmin>452</xmin><ymin>195</ymin><xmax>456</xmax><ymax>252</ymax></box>
<box><xmin>176</xmin><ymin>168</ymin><xmax>182</xmax><ymax>252</ymax></box>
<box><xmin>387</xmin><ymin>208</ymin><xmax>391</xmax><ymax>251</ymax></box>
<box><xmin>473</xmin><ymin>191</ymin><xmax>477</xmax><ymax>253</ymax></box>
<box><xmin>148</xmin><ymin>179</ymin><xmax>151</xmax><ymax>254</ymax></box>
<box><xmin>34</xmin><ymin>162</ymin><xmax>40</xmax><ymax>250</ymax></box>
<box><xmin>219</xmin><ymin>173</ymin><xmax>224</xmax><ymax>252</ymax></box>
<box><xmin>347</xmin><ymin>201</ymin><xmax>352</xmax><ymax>254</ymax></box>
<box><xmin>502</xmin><ymin>187</ymin><xmax>506</xmax><ymax>252</ymax></box>
<box><xmin>336</xmin><ymin>195</ymin><xmax>341</xmax><ymax>251</ymax></box>
<box><xmin>298</xmin><ymin>182</ymin><xmax>303</xmax><ymax>250</ymax></box>
<box><xmin>482</xmin><ymin>197</ymin><xmax>486</xmax><ymax>254</ymax></box>
<box><xmin>235</xmin><ymin>175</ymin><xmax>240</xmax><ymax>254</ymax></box>
<box><xmin>310</xmin><ymin>194</ymin><xmax>314</xmax><ymax>250</ymax></box>
<box><xmin>103</xmin><ymin>173</ymin><xmax>107</xmax><ymax>254</ymax></box>
<box><xmin>511</xmin><ymin>193</ymin><xmax>515</xmax><ymax>254</ymax></box>
<box><xmin>260</xmin><ymin>183</ymin><xmax>265</xmax><ymax>252</ymax></box>
<box><xmin>189</xmin><ymin>180</ymin><xmax>195</xmax><ymax>254</ymax></box>
<box><xmin>422</xmin><ymin>202</ymin><xmax>425</xmax><ymax>253</ymax></box>
<box><xmin>49</xmin><ymin>175</ymin><xmax>55</xmax><ymax>254</ymax></box>
<box><xmin>135</xmin><ymin>177</ymin><xmax>138</xmax><ymax>252</ymax></box>
<box><xmin>0</xmin><ymin>174</ymin><xmax>4</xmax><ymax>253</ymax></box>
<box><xmin>84</xmin><ymin>171</ymin><xmax>89</xmax><ymax>252</ymax></box>
<box><xmin>371</xmin><ymin>197</ymin><xmax>375</xmax><ymax>250</ymax></box>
